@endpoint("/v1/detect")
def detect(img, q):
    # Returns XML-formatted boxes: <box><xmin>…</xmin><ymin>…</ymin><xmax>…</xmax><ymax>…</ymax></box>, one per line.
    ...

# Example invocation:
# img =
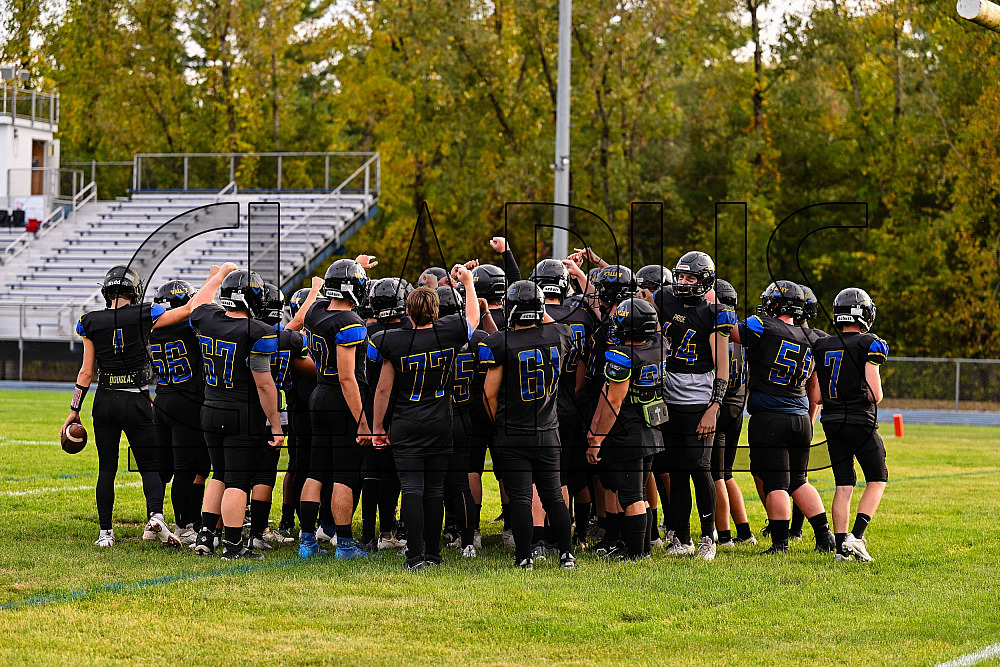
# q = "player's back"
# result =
<box><xmin>813</xmin><ymin>332</ymin><xmax>888</xmax><ymax>424</ymax></box>
<box><xmin>190</xmin><ymin>304</ymin><xmax>277</xmax><ymax>405</ymax></box>
<box><xmin>149</xmin><ymin>319</ymin><xmax>203</xmax><ymax>395</ymax></box>
<box><xmin>303</xmin><ymin>300</ymin><xmax>368</xmax><ymax>392</ymax></box>
<box><xmin>77</xmin><ymin>303</ymin><xmax>164</xmax><ymax>388</ymax></box>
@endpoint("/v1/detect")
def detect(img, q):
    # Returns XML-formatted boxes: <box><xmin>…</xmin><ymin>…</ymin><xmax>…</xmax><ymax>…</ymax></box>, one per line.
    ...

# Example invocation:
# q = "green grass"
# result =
<box><xmin>1</xmin><ymin>389</ymin><xmax>998</xmax><ymax>666</ymax></box>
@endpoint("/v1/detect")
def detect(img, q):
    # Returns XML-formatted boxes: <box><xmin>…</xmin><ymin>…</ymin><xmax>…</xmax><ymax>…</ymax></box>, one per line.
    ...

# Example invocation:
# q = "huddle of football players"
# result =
<box><xmin>61</xmin><ymin>238</ymin><xmax>889</xmax><ymax>567</ymax></box>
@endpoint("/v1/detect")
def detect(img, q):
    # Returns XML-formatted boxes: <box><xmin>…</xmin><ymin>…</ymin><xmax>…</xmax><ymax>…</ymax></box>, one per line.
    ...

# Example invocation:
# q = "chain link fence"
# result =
<box><xmin>881</xmin><ymin>358</ymin><xmax>1000</xmax><ymax>412</ymax></box>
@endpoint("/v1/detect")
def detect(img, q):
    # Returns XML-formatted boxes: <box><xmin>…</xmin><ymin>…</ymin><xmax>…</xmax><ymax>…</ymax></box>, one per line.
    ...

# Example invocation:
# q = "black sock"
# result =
<box><xmin>808</xmin><ymin>511</ymin><xmax>830</xmax><ymax>536</ymax></box>
<box><xmin>279</xmin><ymin>502</ymin><xmax>295</xmax><ymax>530</ymax></box>
<box><xmin>647</xmin><ymin>507</ymin><xmax>658</xmax><ymax>543</ymax></box>
<box><xmin>224</xmin><ymin>526</ymin><xmax>242</xmax><ymax>545</ymax></box>
<box><xmin>379</xmin><ymin>472</ymin><xmax>401</xmax><ymax>534</ymax></box>
<box><xmin>191</xmin><ymin>484</ymin><xmax>206</xmax><ymax>530</ymax></box>
<box><xmin>770</xmin><ymin>519</ymin><xmax>790</xmax><ymax>546</ymax></box>
<box><xmin>604</xmin><ymin>512</ymin><xmax>622</xmax><ymax>544</ymax></box>
<box><xmin>250</xmin><ymin>499</ymin><xmax>270</xmax><ymax>537</ymax></box>
<box><xmin>201</xmin><ymin>512</ymin><xmax>221</xmax><ymax>534</ymax></box>
<box><xmin>735</xmin><ymin>522</ymin><xmax>752</xmax><ymax>540</ymax></box>
<box><xmin>336</xmin><ymin>523</ymin><xmax>353</xmax><ymax>540</ymax></box>
<box><xmin>457</xmin><ymin>489</ymin><xmax>476</xmax><ymax>546</ymax></box>
<box><xmin>575</xmin><ymin>502</ymin><xmax>591</xmax><ymax>537</ymax></box>
<box><xmin>531</xmin><ymin>525</ymin><xmax>545</xmax><ymax>545</ymax></box>
<box><xmin>171</xmin><ymin>472</ymin><xmax>194</xmax><ymax>526</ymax></box>
<box><xmin>852</xmin><ymin>513</ymin><xmax>871</xmax><ymax>539</ymax></box>
<box><xmin>400</xmin><ymin>493</ymin><xmax>425</xmax><ymax>559</ymax></box>
<box><xmin>835</xmin><ymin>532</ymin><xmax>847</xmax><ymax>554</ymax></box>
<box><xmin>623</xmin><ymin>513</ymin><xmax>647</xmax><ymax>558</ymax></box>
<box><xmin>718</xmin><ymin>529</ymin><xmax>732</xmax><ymax>542</ymax></box>
<box><xmin>319</xmin><ymin>482</ymin><xmax>334</xmax><ymax>528</ymax></box>
<box><xmin>790</xmin><ymin>503</ymin><xmax>805</xmax><ymax>535</ymax></box>
<box><xmin>597</xmin><ymin>514</ymin><xmax>608</xmax><ymax>531</ymax></box>
<box><xmin>693</xmin><ymin>471</ymin><xmax>716</xmax><ymax>538</ymax></box>
<box><xmin>361</xmin><ymin>478</ymin><xmax>380</xmax><ymax>544</ymax></box>
<box><xmin>471</xmin><ymin>503</ymin><xmax>482</xmax><ymax>533</ymax></box>
<box><xmin>298</xmin><ymin>501</ymin><xmax>319</xmax><ymax>535</ymax></box>
<box><xmin>501</xmin><ymin>502</ymin><xmax>510</xmax><ymax>531</ymax></box>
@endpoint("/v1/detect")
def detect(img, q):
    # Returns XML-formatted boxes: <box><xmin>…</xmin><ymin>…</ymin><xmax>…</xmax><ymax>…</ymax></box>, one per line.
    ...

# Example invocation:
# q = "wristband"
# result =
<box><xmin>70</xmin><ymin>383</ymin><xmax>89</xmax><ymax>412</ymax></box>
<box><xmin>709</xmin><ymin>378</ymin><xmax>728</xmax><ymax>406</ymax></box>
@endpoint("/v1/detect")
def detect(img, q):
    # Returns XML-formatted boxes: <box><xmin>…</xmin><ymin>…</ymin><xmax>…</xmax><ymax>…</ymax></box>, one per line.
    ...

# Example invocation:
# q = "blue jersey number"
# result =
<box><xmin>112</xmin><ymin>328</ymin><xmax>124</xmax><ymax>354</ymax></box>
<box><xmin>198</xmin><ymin>335</ymin><xmax>237</xmax><ymax>388</ymax></box>
<box><xmin>402</xmin><ymin>349</ymin><xmax>455</xmax><ymax>401</ymax></box>
<box><xmin>453</xmin><ymin>351</ymin><xmax>476</xmax><ymax>404</ymax></box>
<box><xmin>150</xmin><ymin>340</ymin><xmax>193</xmax><ymax>384</ymax></box>
<box><xmin>271</xmin><ymin>350</ymin><xmax>291</xmax><ymax>389</ymax></box>
<box><xmin>673</xmin><ymin>329</ymin><xmax>697</xmax><ymax>365</ymax></box>
<box><xmin>305</xmin><ymin>330</ymin><xmax>337</xmax><ymax>378</ymax></box>
<box><xmin>770</xmin><ymin>340</ymin><xmax>813</xmax><ymax>389</ymax></box>
<box><xmin>824</xmin><ymin>350</ymin><xmax>843</xmax><ymax>399</ymax></box>
<box><xmin>518</xmin><ymin>346</ymin><xmax>560</xmax><ymax>401</ymax></box>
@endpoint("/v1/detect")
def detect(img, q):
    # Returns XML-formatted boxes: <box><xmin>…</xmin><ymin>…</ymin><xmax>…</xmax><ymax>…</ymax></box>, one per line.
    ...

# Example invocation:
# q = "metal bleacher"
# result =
<box><xmin>0</xmin><ymin>152</ymin><xmax>379</xmax><ymax>341</ymax></box>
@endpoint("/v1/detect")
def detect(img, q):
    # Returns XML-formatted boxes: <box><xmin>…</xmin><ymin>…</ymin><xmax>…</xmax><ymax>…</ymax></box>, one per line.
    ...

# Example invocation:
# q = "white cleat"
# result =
<box><xmin>834</xmin><ymin>552</ymin><xmax>853</xmax><ymax>562</ymax></box>
<box><xmin>842</xmin><ymin>534</ymin><xmax>874</xmax><ymax>562</ymax></box>
<box><xmin>377</xmin><ymin>532</ymin><xmax>406</xmax><ymax>550</ymax></box>
<box><xmin>461</xmin><ymin>544</ymin><xmax>477</xmax><ymax>558</ymax></box>
<box><xmin>315</xmin><ymin>525</ymin><xmax>336</xmax><ymax>545</ymax></box>
<box><xmin>650</xmin><ymin>537</ymin><xmax>665</xmax><ymax>549</ymax></box>
<box><xmin>695</xmin><ymin>536</ymin><xmax>717</xmax><ymax>562</ymax></box>
<box><xmin>95</xmin><ymin>529</ymin><xmax>115</xmax><ymax>548</ymax></box>
<box><xmin>666</xmin><ymin>535</ymin><xmax>695</xmax><ymax>556</ymax></box>
<box><xmin>176</xmin><ymin>525</ymin><xmax>198</xmax><ymax>546</ymax></box>
<box><xmin>262</xmin><ymin>527</ymin><xmax>294</xmax><ymax>544</ymax></box>
<box><xmin>146</xmin><ymin>514</ymin><xmax>182</xmax><ymax>548</ymax></box>
<box><xmin>473</xmin><ymin>530</ymin><xmax>482</xmax><ymax>551</ymax></box>
<box><xmin>501</xmin><ymin>529</ymin><xmax>515</xmax><ymax>548</ymax></box>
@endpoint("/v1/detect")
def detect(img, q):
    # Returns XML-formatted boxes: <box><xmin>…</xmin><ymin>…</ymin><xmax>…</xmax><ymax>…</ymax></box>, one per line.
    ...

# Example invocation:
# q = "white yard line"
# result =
<box><xmin>2</xmin><ymin>481</ymin><xmax>142</xmax><ymax>497</ymax></box>
<box><xmin>938</xmin><ymin>643</ymin><xmax>1000</xmax><ymax>667</ymax></box>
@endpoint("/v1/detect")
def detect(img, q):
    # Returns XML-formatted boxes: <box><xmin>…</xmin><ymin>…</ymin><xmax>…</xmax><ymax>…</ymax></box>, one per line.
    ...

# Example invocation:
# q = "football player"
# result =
<box><xmin>710</xmin><ymin>279</ymin><xmax>756</xmax><ymax>546</ymax></box>
<box><xmin>189</xmin><ymin>268</ymin><xmax>285</xmax><ymax>560</ymax></box>
<box><xmin>63</xmin><ymin>265</ymin><xmax>227</xmax><ymax>548</ymax></box>
<box><xmin>365</xmin><ymin>270</ymin><xmax>479</xmax><ymax>570</ymax></box>
<box><xmin>730</xmin><ymin>281</ymin><xmax>835</xmax><ymax>554</ymax></box>
<box><xmin>149</xmin><ymin>279</ymin><xmax>209</xmax><ymax>546</ymax></box>
<box><xmin>811</xmin><ymin>288</ymin><xmax>888</xmax><ymax>562</ymax></box>
<box><xmin>635</xmin><ymin>265</ymin><xmax>672</xmax><ymax>294</ymax></box>
<box><xmin>651</xmin><ymin>252</ymin><xmax>733</xmax><ymax>562</ymax></box>
<box><xmin>586</xmin><ymin>298</ymin><xmax>667</xmax><ymax>560</ymax></box>
<box><xmin>299</xmin><ymin>259</ymin><xmax>371</xmax><ymax>559</ymax></box>
<box><xmin>481</xmin><ymin>280</ymin><xmax>577</xmax><ymax>570</ymax></box>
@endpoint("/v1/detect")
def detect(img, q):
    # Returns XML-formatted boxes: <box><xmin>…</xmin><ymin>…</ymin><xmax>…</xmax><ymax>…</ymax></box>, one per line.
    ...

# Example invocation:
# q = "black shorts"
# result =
<box><xmin>286</xmin><ymin>407</ymin><xmax>312</xmax><ymax>476</ymax></box>
<box><xmin>153</xmin><ymin>390</ymin><xmax>211</xmax><ymax>477</ymax></box>
<box><xmin>558</xmin><ymin>415</ymin><xmax>588</xmax><ymax>491</ymax></box>
<box><xmin>308</xmin><ymin>384</ymin><xmax>363</xmax><ymax>487</ymax></box>
<box><xmin>201</xmin><ymin>401</ymin><xmax>266</xmax><ymax>493</ymax></box>
<box><xmin>712</xmin><ymin>403</ymin><xmax>744</xmax><ymax>481</ymax></box>
<box><xmin>822</xmin><ymin>420</ymin><xmax>888</xmax><ymax>487</ymax></box>
<box><xmin>598</xmin><ymin>456</ymin><xmax>651</xmax><ymax>509</ymax></box>
<box><xmin>748</xmin><ymin>411</ymin><xmax>812</xmax><ymax>496</ymax></box>
<box><xmin>655</xmin><ymin>404</ymin><xmax>712</xmax><ymax>474</ymax></box>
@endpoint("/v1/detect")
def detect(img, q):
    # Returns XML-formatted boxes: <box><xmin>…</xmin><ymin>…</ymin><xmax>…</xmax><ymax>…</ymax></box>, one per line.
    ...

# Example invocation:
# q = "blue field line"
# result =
<box><xmin>1</xmin><ymin>470</ymin><xmax>114</xmax><ymax>483</ymax></box>
<box><xmin>0</xmin><ymin>557</ymin><xmax>311</xmax><ymax>612</ymax></box>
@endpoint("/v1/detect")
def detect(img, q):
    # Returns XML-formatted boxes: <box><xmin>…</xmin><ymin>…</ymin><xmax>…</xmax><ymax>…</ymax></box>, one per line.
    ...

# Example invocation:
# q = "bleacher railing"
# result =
<box><xmin>0</xmin><ymin>86</ymin><xmax>59</xmax><ymax>127</ymax></box>
<box><xmin>1</xmin><ymin>180</ymin><xmax>96</xmax><ymax>265</ymax></box>
<box><xmin>131</xmin><ymin>152</ymin><xmax>380</xmax><ymax>195</ymax></box>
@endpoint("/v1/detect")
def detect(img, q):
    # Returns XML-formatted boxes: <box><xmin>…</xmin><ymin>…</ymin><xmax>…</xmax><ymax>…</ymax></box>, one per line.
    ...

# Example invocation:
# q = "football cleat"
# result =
<box><xmin>695</xmin><ymin>536</ymin><xmax>717</xmax><ymax>561</ymax></box>
<box><xmin>423</xmin><ymin>555</ymin><xmax>443</xmax><ymax>567</ymax></box>
<box><xmin>842</xmin><ymin>534</ymin><xmax>874</xmax><ymax>562</ymax></box>
<box><xmin>666</xmin><ymin>536</ymin><xmax>695</xmax><ymax>556</ymax></box>
<box><xmin>220</xmin><ymin>541</ymin><xmax>265</xmax><ymax>561</ymax></box>
<box><xmin>377</xmin><ymin>532</ymin><xmax>406</xmax><ymax>550</ymax></box>
<box><xmin>405</xmin><ymin>558</ymin><xmax>426</xmax><ymax>572</ymax></box>
<box><xmin>761</xmin><ymin>543</ymin><xmax>790</xmax><ymax>555</ymax></box>
<box><xmin>834</xmin><ymin>552</ymin><xmax>853</xmax><ymax>562</ymax></box>
<box><xmin>176</xmin><ymin>525</ymin><xmax>198</xmax><ymax>546</ymax></box>
<box><xmin>298</xmin><ymin>533</ymin><xmax>327</xmax><ymax>559</ymax></box>
<box><xmin>274</xmin><ymin>526</ymin><xmax>295</xmax><ymax>541</ymax></box>
<box><xmin>315</xmin><ymin>524</ymin><xmax>336</xmax><ymax>544</ymax></box>
<box><xmin>716</xmin><ymin>537</ymin><xmax>736</xmax><ymax>549</ymax></box>
<box><xmin>461</xmin><ymin>545</ymin><xmax>477</xmax><ymax>558</ymax></box>
<box><xmin>734</xmin><ymin>534</ymin><xmax>759</xmax><ymax>546</ymax></box>
<box><xmin>815</xmin><ymin>530</ymin><xmax>837</xmax><ymax>553</ymax></box>
<box><xmin>501</xmin><ymin>529</ymin><xmax>516</xmax><ymax>548</ymax></box>
<box><xmin>560</xmin><ymin>552</ymin><xmax>577</xmax><ymax>570</ymax></box>
<box><xmin>472</xmin><ymin>530</ymin><xmax>482</xmax><ymax>551</ymax></box>
<box><xmin>442</xmin><ymin>528</ymin><xmax>460</xmax><ymax>547</ymax></box>
<box><xmin>530</xmin><ymin>543</ymin><xmax>549</xmax><ymax>562</ymax></box>
<box><xmin>193</xmin><ymin>527</ymin><xmax>216</xmax><ymax>556</ymax></box>
<box><xmin>516</xmin><ymin>558</ymin><xmax>534</xmax><ymax>571</ymax></box>
<box><xmin>95</xmin><ymin>529</ymin><xmax>115</xmax><ymax>548</ymax></box>
<box><xmin>597</xmin><ymin>541</ymin><xmax>626</xmax><ymax>559</ymax></box>
<box><xmin>250</xmin><ymin>535</ymin><xmax>275</xmax><ymax>551</ymax></box>
<box><xmin>146</xmin><ymin>514</ymin><xmax>182</xmax><ymax>548</ymax></box>
<box><xmin>446</xmin><ymin>534</ymin><xmax>463</xmax><ymax>549</ymax></box>
<box><xmin>335</xmin><ymin>538</ymin><xmax>371</xmax><ymax>560</ymax></box>
<box><xmin>262</xmin><ymin>527</ymin><xmax>294</xmax><ymax>544</ymax></box>
<box><xmin>789</xmin><ymin>530</ymin><xmax>803</xmax><ymax>542</ymax></box>
<box><xmin>650</xmin><ymin>536</ymin><xmax>665</xmax><ymax>549</ymax></box>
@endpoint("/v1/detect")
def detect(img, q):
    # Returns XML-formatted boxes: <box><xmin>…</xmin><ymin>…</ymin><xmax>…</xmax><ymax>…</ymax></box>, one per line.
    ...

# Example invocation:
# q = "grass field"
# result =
<box><xmin>1</xmin><ymin>389</ymin><xmax>998</xmax><ymax>666</ymax></box>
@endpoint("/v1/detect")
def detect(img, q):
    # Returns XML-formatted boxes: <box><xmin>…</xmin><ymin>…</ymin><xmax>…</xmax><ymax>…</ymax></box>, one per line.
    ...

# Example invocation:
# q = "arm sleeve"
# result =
<box><xmin>478</xmin><ymin>340</ymin><xmax>498</xmax><ymax>366</ymax></box>
<box><xmin>502</xmin><ymin>248</ymin><xmax>521</xmax><ymax>282</ymax></box>
<box><xmin>335</xmin><ymin>323</ymin><xmax>367</xmax><ymax>347</ymax></box>
<box><xmin>249</xmin><ymin>354</ymin><xmax>271</xmax><ymax>372</ymax></box>
<box><xmin>867</xmin><ymin>338</ymin><xmax>889</xmax><ymax>365</ymax></box>
<box><xmin>714</xmin><ymin>306</ymin><xmax>737</xmax><ymax>335</ymax></box>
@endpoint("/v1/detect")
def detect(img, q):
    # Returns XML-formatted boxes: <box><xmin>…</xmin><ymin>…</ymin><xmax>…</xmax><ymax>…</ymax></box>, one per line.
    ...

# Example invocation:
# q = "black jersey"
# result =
<box><xmin>148</xmin><ymin>319</ymin><xmax>202</xmax><ymax>396</ymax></box>
<box><xmin>452</xmin><ymin>328</ymin><xmax>490</xmax><ymax>414</ymax></box>
<box><xmin>582</xmin><ymin>314</ymin><xmax>614</xmax><ymax>393</ymax></box>
<box><xmin>814</xmin><ymin>332</ymin><xmax>888</xmax><ymax>425</ymax></box>
<box><xmin>368</xmin><ymin>314</ymin><xmax>473</xmax><ymax>451</ymax></box>
<box><xmin>190</xmin><ymin>305</ymin><xmax>277</xmax><ymax>404</ymax></box>
<box><xmin>545</xmin><ymin>301</ymin><xmax>598</xmax><ymax>417</ymax></box>
<box><xmin>602</xmin><ymin>336</ymin><xmax>668</xmax><ymax>460</ymax></box>
<box><xmin>805</xmin><ymin>326</ymin><xmax>830</xmax><ymax>344</ymax></box>
<box><xmin>77</xmin><ymin>302</ymin><xmax>165</xmax><ymax>389</ymax></box>
<box><xmin>480</xmin><ymin>323</ymin><xmax>575</xmax><ymax>435</ymax></box>
<box><xmin>738</xmin><ymin>315</ymin><xmax>814</xmax><ymax>414</ymax></box>
<box><xmin>487</xmin><ymin>306</ymin><xmax>507</xmax><ymax>332</ymax></box>
<box><xmin>270</xmin><ymin>326</ymin><xmax>308</xmax><ymax>393</ymax></box>
<box><xmin>722</xmin><ymin>340</ymin><xmax>747</xmax><ymax>407</ymax></box>
<box><xmin>303</xmin><ymin>300</ymin><xmax>368</xmax><ymax>391</ymax></box>
<box><xmin>363</xmin><ymin>320</ymin><xmax>408</xmax><ymax>424</ymax></box>
<box><xmin>656</xmin><ymin>291</ymin><xmax>736</xmax><ymax>374</ymax></box>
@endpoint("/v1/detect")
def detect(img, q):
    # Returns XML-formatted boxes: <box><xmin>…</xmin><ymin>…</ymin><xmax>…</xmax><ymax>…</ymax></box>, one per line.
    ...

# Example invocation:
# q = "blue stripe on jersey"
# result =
<box><xmin>868</xmin><ymin>338</ymin><xmax>889</xmax><ymax>363</ymax></box>
<box><xmin>150</xmin><ymin>303</ymin><xmax>167</xmax><ymax>322</ymax></box>
<box><xmin>716</xmin><ymin>308</ymin><xmax>737</xmax><ymax>328</ymax></box>
<box><xmin>273</xmin><ymin>323</ymin><xmax>283</xmax><ymax>331</ymax></box>
<box><xmin>745</xmin><ymin>315</ymin><xmax>764</xmax><ymax>334</ymax></box>
<box><xmin>605</xmin><ymin>349</ymin><xmax>632</xmax><ymax>368</ymax></box>
<box><xmin>367</xmin><ymin>341</ymin><xmax>382</xmax><ymax>363</ymax></box>
<box><xmin>335</xmin><ymin>323</ymin><xmax>366</xmax><ymax>346</ymax></box>
<box><xmin>76</xmin><ymin>319</ymin><xmax>86</xmax><ymax>337</ymax></box>
<box><xmin>478</xmin><ymin>342</ymin><xmax>496</xmax><ymax>364</ymax></box>
<box><xmin>252</xmin><ymin>334</ymin><xmax>279</xmax><ymax>354</ymax></box>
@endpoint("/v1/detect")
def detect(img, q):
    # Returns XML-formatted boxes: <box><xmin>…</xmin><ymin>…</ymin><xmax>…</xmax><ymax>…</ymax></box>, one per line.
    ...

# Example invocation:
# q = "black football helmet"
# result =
<box><xmin>153</xmin><ymin>280</ymin><xmax>195</xmax><ymax>309</ymax></box>
<box><xmin>636</xmin><ymin>265</ymin><xmax>672</xmax><ymax>292</ymax></box>
<box><xmin>610</xmin><ymin>298</ymin><xmax>660</xmax><ymax>343</ymax></box>
<box><xmin>261</xmin><ymin>283</ymin><xmax>284</xmax><ymax>326</ymax></box>
<box><xmin>473</xmin><ymin>264</ymin><xmax>507</xmax><ymax>302</ymax></box>
<box><xmin>758</xmin><ymin>281</ymin><xmax>805</xmax><ymax>319</ymax></box>
<box><xmin>797</xmin><ymin>284</ymin><xmax>819</xmax><ymax>325</ymax></box>
<box><xmin>288</xmin><ymin>288</ymin><xmax>311</xmax><ymax>317</ymax></box>
<box><xmin>436</xmin><ymin>285</ymin><xmax>464</xmax><ymax>318</ymax></box>
<box><xmin>370</xmin><ymin>277</ymin><xmax>413</xmax><ymax>322</ymax></box>
<box><xmin>833</xmin><ymin>287</ymin><xmax>876</xmax><ymax>333</ymax></box>
<box><xmin>715</xmin><ymin>279</ymin><xmax>738</xmax><ymax>309</ymax></box>
<box><xmin>419</xmin><ymin>267</ymin><xmax>448</xmax><ymax>287</ymax></box>
<box><xmin>594</xmin><ymin>265</ymin><xmax>636</xmax><ymax>306</ymax></box>
<box><xmin>504</xmin><ymin>280</ymin><xmax>545</xmax><ymax>327</ymax></box>
<box><xmin>530</xmin><ymin>259</ymin><xmax>570</xmax><ymax>301</ymax></box>
<box><xmin>672</xmin><ymin>251</ymin><xmax>716</xmax><ymax>300</ymax></box>
<box><xmin>219</xmin><ymin>270</ymin><xmax>266</xmax><ymax>318</ymax></box>
<box><xmin>323</xmin><ymin>258</ymin><xmax>368</xmax><ymax>306</ymax></box>
<box><xmin>101</xmin><ymin>265</ymin><xmax>142</xmax><ymax>307</ymax></box>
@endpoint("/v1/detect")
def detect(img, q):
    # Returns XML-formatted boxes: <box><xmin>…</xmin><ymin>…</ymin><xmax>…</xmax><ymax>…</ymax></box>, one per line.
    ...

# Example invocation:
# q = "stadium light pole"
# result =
<box><xmin>958</xmin><ymin>0</ymin><xmax>1000</xmax><ymax>32</ymax></box>
<box><xmin>551</xmin><ymin>0</ymin><xmax>572</xmax><ymax>260</ymax></box>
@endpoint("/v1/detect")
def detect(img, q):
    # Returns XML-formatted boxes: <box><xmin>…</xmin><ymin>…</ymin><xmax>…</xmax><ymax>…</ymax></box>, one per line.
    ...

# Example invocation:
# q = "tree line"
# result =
<box><xmin>2</xmin><ymin>0</ymin><xmax>999</xmax><ymax>357</ymax></box>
